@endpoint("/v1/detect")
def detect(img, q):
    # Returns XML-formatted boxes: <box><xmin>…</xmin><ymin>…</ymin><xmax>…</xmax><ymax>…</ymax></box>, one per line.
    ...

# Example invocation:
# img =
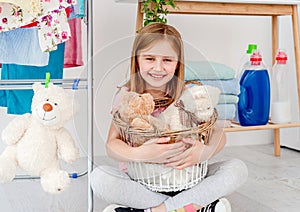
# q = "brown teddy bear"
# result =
<box><xmin>117</xmin><ymin>89</ymin><xmax>161</xmax><ymax>130</ymax></box>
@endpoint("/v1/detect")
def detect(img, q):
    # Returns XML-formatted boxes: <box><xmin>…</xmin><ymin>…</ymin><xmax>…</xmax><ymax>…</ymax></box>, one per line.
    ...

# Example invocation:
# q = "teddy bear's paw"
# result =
<box><xmin>61</xmin><ymin>148</ymin><xmax>79</xmax><ymax>163</ymax></box>
<box><xmin>1</xmin><ymin>134</ymin><xmax>18</xmax><ymax>146</ymax></box>
<box><xmin>131</xmin><ymin>117</ymin><xmax>153</xmax><ymax>130</ymax></box>
<box><xmin>41</xmin><ymin>170</ymin><xmax>71</xmax><ymax>194</ymax></box>
<box><xmin>0</xmin><ymin>157</ymin><xmax>16</xmax><ymax>183</ymax></box>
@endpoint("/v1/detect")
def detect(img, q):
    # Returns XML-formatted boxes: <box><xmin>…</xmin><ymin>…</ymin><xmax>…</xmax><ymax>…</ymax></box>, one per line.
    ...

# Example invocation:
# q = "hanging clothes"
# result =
<box><xmin>0</xmin><ymin>0</ymin><xmax>76</xmax><ymax>52</ymax></box>
<box><xmin>0</xmin><ymin>27</ymin><xmax>49</xmax><ymax>66</ymax></box>
<box><xmin>64</xmin><ymin>18</ymin><xmax>83</xmax><ymax>68</ymax></box>
<box><xmin>0</xmin><ymin>43</ymin><xmax>65</xmax><ymax>115</ymax></box>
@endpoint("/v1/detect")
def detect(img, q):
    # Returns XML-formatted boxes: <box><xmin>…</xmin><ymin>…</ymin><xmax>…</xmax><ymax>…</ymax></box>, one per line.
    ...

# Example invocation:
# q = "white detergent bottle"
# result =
<box><xmin>270</xmin><ymin>50</ymin><xmax>292</xmax><ymax>123</ymax></box>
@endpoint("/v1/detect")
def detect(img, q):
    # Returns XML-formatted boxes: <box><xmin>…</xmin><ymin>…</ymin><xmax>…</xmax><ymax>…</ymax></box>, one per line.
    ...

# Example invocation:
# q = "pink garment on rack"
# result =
<box><xmin>64</xmin><ymin>18</ymin><xmax>84</xmax><ymax>68</ymax></box>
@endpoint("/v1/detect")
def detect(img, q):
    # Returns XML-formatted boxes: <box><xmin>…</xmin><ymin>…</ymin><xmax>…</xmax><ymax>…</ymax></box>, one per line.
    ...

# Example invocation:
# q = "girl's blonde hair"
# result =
<box><xmin>127</xmin><ymin>23</ymin><xmax>185</xmax><ymax>101</ymax></box>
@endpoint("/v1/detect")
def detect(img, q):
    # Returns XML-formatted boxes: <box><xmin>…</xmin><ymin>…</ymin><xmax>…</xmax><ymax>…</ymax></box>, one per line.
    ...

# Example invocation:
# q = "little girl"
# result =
<box><xmin>91</xmin><ymin>23</ymin><xmax>248</xmax><ymax>212</ymax></box>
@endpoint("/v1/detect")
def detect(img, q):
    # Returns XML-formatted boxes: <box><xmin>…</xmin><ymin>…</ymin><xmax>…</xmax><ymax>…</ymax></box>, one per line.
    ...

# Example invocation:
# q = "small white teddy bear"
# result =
<box><xmin>0</xmin><ymin>82</ymin><xmax>79</xmax><ymax>194</ymax></box>
<box><xmin>158</xmin><ymin>85</ymin><xmax>220</xmax><ymax>131</ymax></box>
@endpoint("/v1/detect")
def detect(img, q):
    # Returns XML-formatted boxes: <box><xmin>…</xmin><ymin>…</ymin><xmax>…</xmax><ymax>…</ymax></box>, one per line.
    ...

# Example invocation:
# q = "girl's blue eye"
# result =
<box><xmin>146</xmin><ymin>57</ymin><xmax>154</xmax><ymax>61</ymax></box>
<box><xmin>164</xmin><ymin>59</ymin><xmax>173</xmax><ymax>62</ymax></box>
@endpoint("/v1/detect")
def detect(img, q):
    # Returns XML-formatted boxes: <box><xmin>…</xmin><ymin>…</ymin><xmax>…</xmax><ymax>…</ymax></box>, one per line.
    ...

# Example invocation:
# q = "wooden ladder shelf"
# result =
<box><xmin>135</xmin><ymin>1</ymin><xmax>300</xmax><ymax>156</ymax></box>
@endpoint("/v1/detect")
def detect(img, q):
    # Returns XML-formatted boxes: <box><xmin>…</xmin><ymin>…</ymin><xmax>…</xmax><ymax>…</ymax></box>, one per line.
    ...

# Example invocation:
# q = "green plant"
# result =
<box><xmin>142</xmin><ymin>0</ymin><xmax>177</xmax><ymax>26</ymax></box>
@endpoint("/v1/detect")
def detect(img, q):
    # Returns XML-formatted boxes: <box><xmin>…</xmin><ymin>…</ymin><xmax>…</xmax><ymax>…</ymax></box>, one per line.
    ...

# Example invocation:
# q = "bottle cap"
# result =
<box><xmin>250</xmin><ymin>51</ymin><xmax>262</xmax><ymax>61</ymax></box>
<box><xmin>276</xmin><ymin>50</ymin><xmax>288</xmax><ymax>64</ymax></box>
<box><xmin>250</xmin><ymin>51</ymin><xmax>262</xmax><ymax>65</ymax></box>
<box><xmin>246</xmin><ymin>44</ymin><xmax>257</xmax><ymax>54</ymax></box>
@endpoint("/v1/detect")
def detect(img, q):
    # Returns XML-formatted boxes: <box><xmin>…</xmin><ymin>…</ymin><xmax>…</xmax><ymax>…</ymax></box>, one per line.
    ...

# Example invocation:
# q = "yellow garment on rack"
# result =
<box><xmin>0</xmin><ymin>0</ymin><xmax>40</xmax><ymax>15</ymax></box>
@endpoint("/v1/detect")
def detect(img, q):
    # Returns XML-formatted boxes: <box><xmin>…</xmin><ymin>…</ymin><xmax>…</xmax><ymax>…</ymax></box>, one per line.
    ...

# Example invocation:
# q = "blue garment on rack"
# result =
<box><xmin>0</xmin><ymin>27</ymin><xmax>49</xmax><ymax>66</ymax></box>
<box><xmin>0</xmin><ymin>43</ymin><xmax>65</xmax><ymax>115</ymax></box>
<box><xmin>74</xmin><ymin>0</ymin><xmax>85</xmax><ymax>18</ymax></box>
<box><xmin>69</xmin><ymin>0</ymin><xmax>85</xmax><ymax>19</ymax></box>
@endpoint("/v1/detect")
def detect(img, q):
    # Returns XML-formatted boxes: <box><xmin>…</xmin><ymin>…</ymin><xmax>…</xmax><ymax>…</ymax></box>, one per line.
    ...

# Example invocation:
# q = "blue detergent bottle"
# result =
<box><xmin>238</xmin><ymin>51</ymin><xmax>270</xmax><ymax>126</ymax></box>
<box><xmin>234</xmin><ymin>44</ymin><xmax>258</xmax><ymax>122</ymax></box>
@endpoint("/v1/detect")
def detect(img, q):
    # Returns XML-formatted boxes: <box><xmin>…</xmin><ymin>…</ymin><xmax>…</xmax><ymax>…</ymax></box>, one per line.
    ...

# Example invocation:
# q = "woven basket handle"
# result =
<box><xmin>185</xmin><ymin>80</ymin><xmax>203</xmax><ymax>86</ymax></box>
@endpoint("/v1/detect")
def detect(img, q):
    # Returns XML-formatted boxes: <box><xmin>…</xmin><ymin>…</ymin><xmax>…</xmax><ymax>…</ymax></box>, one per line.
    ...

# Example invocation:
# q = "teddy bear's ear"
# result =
<box><xmin>204</xmin><ymin>85</ymin><xmax>221</xmax><ymax>106</ymax></box>
<box><xmin>32</xmin><ymin>82</ymin><xmax>43</xmax><ymax>93</ymax></box>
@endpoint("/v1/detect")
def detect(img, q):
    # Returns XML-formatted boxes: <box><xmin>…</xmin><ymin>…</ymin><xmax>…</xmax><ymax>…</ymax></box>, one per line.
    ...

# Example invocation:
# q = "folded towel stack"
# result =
<box><xmin>185</xmin><ymin>61</ymin><xmax>240</xmax><ymax>121</ymax></box>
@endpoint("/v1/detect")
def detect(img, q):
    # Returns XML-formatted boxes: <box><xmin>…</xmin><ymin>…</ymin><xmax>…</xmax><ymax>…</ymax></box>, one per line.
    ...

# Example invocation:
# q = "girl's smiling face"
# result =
<box><xmin>138</xmin><ymin>40</ymin><xmax>179</xmax><ymax>91</ymax></box>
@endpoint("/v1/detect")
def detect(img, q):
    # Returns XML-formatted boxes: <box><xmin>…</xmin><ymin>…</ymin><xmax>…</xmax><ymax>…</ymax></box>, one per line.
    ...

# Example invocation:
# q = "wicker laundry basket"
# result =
<box><xmin>113</xmin><ymin>80</ymin><xmax>218</xmax><ymax>192</ymax></box>
<box><xmin>113</xmin><ymin>106</ymin><xmax>217</xmax><ymax>192</ymax></box>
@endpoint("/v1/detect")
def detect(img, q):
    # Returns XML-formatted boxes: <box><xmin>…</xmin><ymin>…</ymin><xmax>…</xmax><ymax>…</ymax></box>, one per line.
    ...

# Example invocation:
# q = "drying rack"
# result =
<box><xmin>0</xmin><ymin>0</ymin><xmax>95</xmax><ymax>211</ymax></box>
<box><xmin>86</xmin><ymin>0</ymin><xmax>94</xmax><ymax>211</ymax></box>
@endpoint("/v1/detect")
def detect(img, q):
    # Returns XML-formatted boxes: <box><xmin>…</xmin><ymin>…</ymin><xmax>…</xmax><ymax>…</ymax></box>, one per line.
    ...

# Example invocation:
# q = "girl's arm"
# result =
<box><xmin>163</xmin><ymin>124</ymin><xmax>226</xmax><ymax>169</ymax></box>
<box><xmin>106</xmin><ymin>121</ymin><xmax>187</xmax><ymax>164</ymax></box>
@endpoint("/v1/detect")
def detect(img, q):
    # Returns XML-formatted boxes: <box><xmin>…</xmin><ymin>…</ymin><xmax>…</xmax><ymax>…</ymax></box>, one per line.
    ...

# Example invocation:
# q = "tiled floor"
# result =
<box><xmin>0</xmin><ymin>144</ymin><xmax>300</xmax><ymax>212</ymax></box>
<box><xmin>212</xmin><ymin>145</ymin><xmax>300</xmax><ymax>212</ymax></box>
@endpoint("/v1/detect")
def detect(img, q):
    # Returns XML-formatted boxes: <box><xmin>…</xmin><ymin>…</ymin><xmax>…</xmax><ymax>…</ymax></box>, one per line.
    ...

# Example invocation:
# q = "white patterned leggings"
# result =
<box><xmin>91</xmin><ymin>158</ymin><xmax>248</xmax><ymax>211</ymax></box>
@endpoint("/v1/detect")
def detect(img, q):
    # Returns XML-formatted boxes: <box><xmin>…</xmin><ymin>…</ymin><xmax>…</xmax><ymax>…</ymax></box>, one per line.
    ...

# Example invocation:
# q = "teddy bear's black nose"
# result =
<box><xmin>43</xmin><ymin>103</ymin><xmax>53</xmax><ymax>112</ymax></box>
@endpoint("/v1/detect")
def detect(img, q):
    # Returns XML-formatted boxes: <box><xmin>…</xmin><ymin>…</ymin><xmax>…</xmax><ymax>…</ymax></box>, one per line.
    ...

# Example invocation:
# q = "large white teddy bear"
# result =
<box><xmin>0</xmin><ymin>82</ymin><xmax>79</xmax><ymax>194</ymax></box>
